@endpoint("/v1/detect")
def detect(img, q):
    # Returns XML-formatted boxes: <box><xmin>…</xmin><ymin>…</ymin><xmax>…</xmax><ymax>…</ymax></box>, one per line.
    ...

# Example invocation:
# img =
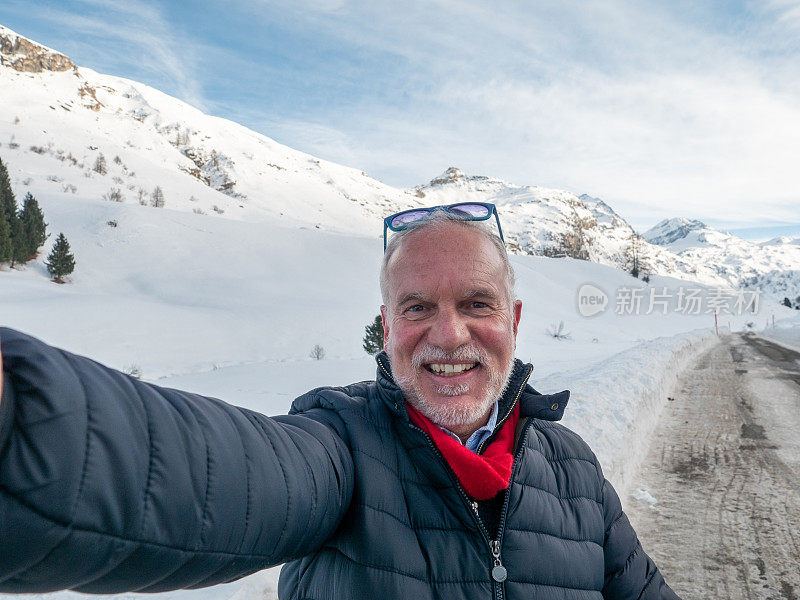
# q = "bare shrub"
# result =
<box><xmin>123</xmin><ymin>364</ymin><xmax>142</xmax><ymax>379</ymax></box>
<box><xmin>546</xmin><ymin>321</ymin><xmax>572</xmax><ymax>340</ymax></box>
<box><xmin>93</xmin><ymin>153</ymin><xmax>107</xmax><ymax>175</ymax></box>
<box><xmin>151</xmin><ymin>186</ymin><xmax>165</xmax><ymax>208</ymax></box>
<box><xmin>102</xmin><ymin>187</ymin><xmax>125</xmax><ymax>202</ymax></box>
<box><xmin>309</xmin><ymin>344</ymin><xmax>326</xmax><ymax>360</ymax></box>
<box><xmin>212</xmin><ymin>205</ymin><xmax>224</xmax><ymax>214</ymax></box>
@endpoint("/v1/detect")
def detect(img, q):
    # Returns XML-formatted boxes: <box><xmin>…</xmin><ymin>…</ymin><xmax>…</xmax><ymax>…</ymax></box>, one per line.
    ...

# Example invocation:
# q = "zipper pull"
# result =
<box><xmin>490</xmin><ymin>540</ymin><xmax>507</xmax><ymax>582</ymax></box>
<box><xmin>471</xmin><ymin>500</ymin><xmax>479</xmax><ymax>515</ymax></box>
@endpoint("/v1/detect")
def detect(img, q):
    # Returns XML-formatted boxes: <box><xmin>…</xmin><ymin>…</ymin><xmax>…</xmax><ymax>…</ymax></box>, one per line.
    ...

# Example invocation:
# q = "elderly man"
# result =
<box><xmin>0</xmin><ymin>204</ymin><xmax>679</xmax><ymax>599</ymax></box>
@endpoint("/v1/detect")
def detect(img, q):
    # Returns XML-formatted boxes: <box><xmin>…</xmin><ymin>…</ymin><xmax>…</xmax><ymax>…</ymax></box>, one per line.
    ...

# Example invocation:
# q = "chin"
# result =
<box><xmin>412</xmin><ymin>389</ymin><xmax>494</xmax><ymax>430</ymax></box>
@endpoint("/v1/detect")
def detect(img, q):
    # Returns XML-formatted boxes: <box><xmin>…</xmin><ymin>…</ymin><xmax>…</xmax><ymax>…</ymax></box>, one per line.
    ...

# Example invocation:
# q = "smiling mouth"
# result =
<box><xmin>424</xmin><ymin>362</ymin><xmax>479</xmax><ymax>376</ymax></box>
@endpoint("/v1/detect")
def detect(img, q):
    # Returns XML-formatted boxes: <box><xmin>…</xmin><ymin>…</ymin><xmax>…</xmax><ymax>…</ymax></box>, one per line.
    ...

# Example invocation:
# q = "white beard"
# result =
<box><xmin>391</xmin><ymin>342</ymin><xmax>515</xmax><ymax>432</ymax></box>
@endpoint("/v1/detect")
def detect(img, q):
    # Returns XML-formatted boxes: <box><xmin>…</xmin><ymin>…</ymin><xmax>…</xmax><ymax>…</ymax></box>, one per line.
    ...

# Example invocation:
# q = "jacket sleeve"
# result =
<box><xmin>600</xmin><ymin>476</ymin><xmax>682</xmax><ymax>599</ymax></box>
<box><xmin>0</xmin><ymin>327</ymin><xmax>354</xmax><ymax>593</ymax></box>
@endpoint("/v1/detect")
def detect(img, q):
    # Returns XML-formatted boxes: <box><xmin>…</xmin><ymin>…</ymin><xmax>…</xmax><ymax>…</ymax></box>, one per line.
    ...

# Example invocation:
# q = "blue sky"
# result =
<box><xmin>2</xmin><ymin>0</ymin><xmax>800</xmax><ymax>238</ymax></box>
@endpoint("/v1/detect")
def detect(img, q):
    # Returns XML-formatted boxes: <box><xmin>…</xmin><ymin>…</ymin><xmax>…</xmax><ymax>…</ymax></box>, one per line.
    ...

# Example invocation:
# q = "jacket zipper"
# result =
<box><xmin>376</xmin><ymin>355</ymin><xmax>536</xmax><ymax>598</ymax></box>
<box><xmin>490</xmin><ymin>417</ymin><xmax>535</xmax><ymax>600</ymax></box>
<box><xmin>409</xmin><ymin>418</ymin><xmax>535</xmax><ymax>600</ymax></box>
<box><xmin>409</xmin><ymin>423</ymin><xmax>505</xmax><ymax>599</ymax></box>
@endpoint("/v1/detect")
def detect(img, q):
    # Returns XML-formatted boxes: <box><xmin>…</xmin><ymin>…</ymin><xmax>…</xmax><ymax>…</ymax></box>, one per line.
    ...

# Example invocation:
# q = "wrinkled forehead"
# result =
<box><xmin>385</xmin><ymin>226</ymin><xmax>507</xmax><ymax>302</ymax></box>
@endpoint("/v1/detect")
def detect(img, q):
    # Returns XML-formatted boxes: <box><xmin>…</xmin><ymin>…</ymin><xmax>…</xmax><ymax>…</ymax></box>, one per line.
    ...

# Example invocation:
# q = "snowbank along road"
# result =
<box><xmin>625</xmin><ymin>333</ymin><xmax>800</xmax><ymax>600</ymax></box>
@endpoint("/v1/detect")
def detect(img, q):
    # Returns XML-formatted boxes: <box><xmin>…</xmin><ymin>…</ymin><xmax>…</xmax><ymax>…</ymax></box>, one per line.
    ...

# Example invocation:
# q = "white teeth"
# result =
<box><xmin>427</xmin><ymin>363</ymin><xmax>477</xmax><ymax>375</ymax></box>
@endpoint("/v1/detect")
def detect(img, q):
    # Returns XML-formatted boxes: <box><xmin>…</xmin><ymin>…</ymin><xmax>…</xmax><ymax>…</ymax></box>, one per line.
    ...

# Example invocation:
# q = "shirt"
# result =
<box><xmin>435</xmin><ymin>400</ymin><xmax>499</xmax><ymax>453</ymax></box>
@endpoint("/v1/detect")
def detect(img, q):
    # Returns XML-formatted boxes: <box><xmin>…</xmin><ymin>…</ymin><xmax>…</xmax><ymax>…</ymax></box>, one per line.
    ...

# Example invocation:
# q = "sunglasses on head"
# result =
<box><xmin>383</xmin><ymin>202</ymin><xmax>505</xmax><ymax>251</ymax></box>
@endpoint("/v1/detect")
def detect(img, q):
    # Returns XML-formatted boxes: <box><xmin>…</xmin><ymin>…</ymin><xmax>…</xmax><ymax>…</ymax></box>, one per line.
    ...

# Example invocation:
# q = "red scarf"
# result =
<box><xmin>407</xmin><ymin>403</ymin><xmax>520</xmax><ymax>500</ymax></box>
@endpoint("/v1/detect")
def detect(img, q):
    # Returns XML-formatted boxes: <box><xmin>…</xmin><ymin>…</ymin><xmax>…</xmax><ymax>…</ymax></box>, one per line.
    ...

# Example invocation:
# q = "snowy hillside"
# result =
<box><xmin>0</xmin><ymin>24</ymin><xmax>424</xmax><ymax>237</ymax></box>
<box><xmin>645</xmin><ymin>217</ymin><xmax>800</xmax><ymax>302</ymax></box>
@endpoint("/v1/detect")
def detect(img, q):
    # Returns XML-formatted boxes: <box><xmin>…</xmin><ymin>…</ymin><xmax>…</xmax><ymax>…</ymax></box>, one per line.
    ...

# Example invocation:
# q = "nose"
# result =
<box><xmin>426</xmin><ymin>306</ymin><xmax>470</xmax><ymax>352</ymax></box>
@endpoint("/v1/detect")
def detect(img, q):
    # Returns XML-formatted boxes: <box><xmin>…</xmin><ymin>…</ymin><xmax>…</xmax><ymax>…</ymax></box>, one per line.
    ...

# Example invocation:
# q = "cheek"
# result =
<box><xmin>389</xmin><ymin>323</ymin><xmax>424</xmax><ymax>357</ymax></box>
<box><xmin>478</xmin><ymin>325</ymin><xmax>516</xmax><ymax>356</ymax></box>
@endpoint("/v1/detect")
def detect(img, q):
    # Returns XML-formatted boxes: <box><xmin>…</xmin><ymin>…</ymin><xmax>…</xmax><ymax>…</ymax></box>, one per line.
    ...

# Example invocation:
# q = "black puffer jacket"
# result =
<box><xmin>0</xmin><ymin>328</ymin><xmax>680</xmax><ymax>599</ymax></box>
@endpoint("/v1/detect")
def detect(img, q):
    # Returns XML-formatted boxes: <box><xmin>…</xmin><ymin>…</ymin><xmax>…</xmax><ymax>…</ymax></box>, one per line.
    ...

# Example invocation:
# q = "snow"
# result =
<box><xmin>759</xmin><ymin>318</ymin><xmax>800</xmax><ymax>354</ymax></box>
<box><xmin>633</xmin><ymin>489</ymin><xmax>658</xmax><ymax>507</ymax></box>
<box><xmin>2</xmin><ymin>23</ymin><xmax>800</xmax><ymax>600</ymax></box>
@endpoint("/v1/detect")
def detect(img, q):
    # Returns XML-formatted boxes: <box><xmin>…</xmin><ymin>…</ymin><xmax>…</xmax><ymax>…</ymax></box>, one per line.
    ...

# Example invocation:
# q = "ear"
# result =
<box><xmin>380</xmin><ymin>305</ymin><xmax>390</xmax><ymax>349</ymax></box>
<box><xmin>512</xmin><ymin>300</ymin><xmax>522</xmax><ymax>348</ymax></box>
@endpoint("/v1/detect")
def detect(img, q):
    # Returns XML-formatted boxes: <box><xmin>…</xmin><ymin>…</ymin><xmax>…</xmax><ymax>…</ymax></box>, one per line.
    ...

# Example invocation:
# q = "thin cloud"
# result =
<box><xmin>3</xmin><ymin>0</ymin><xmax>209</xmax><ymax>110</ymax></box>
<box><xmin>235</xmin><ymin>0</ymin><xmax>800</xmax><ymax>228</ymax></box>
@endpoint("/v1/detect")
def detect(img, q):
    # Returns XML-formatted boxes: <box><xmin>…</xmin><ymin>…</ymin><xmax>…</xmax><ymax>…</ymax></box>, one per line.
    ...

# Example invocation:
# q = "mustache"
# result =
<box><xmin>410</xmin><ymin>344</ymin><xmax>486</xmax><ymax>371</ymax></box>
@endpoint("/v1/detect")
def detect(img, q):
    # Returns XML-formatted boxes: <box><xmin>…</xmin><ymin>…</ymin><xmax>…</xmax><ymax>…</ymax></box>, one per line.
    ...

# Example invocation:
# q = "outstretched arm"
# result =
<box><xmin>0</xmin><ymin>327</ymin><xmax>354</xmax><ymax>593</ymax></box>
<box><xmin>601</xmin><ymin>477</ymin><xmax>681</xmax><ymax>599</ymax></box>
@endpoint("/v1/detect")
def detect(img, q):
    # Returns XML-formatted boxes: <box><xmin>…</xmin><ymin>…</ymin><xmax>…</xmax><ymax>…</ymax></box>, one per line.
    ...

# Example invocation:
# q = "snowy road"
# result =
<box><xmin>625</xmin><ymin>333</ymin><xmax>800</xmax><ymax>599</ymax></box>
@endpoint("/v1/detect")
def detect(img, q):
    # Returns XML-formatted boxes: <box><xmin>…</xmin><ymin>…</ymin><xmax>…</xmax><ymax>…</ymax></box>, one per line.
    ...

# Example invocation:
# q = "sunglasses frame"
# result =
<box><xmin>383</xmin><ymin>202</ymin><xmax>505</xmax><ymax>251</ymax></box>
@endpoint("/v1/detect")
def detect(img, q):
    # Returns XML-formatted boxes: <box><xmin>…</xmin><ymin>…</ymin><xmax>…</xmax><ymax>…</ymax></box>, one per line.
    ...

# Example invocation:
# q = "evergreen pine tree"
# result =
<box><xmin>9</xmin><ymin>217</ymin><xmax>28</xmax><ymax>268</ymax></box>
<box><xmin>45</xmin><ymin>232</ymin><xmax>75</xmax><ymax>282</ymax></box>
<box><xmin>0</xmin><ymin>156</ymin><xmax>16</xmax><ymax>234</ymax></box>
<box><xmin>362</xmin><ymin>315</ymin><xmax>384</xmax><ymax>355</ymax></box>
<box><xmin>19</xmin><ymin>192</ymin><xmax>47</xmax><ymax>259</ymax></box>
<box><xmin>0</xmin><ymin>203</ymin><xmax>11</xmax><ymax>263</ymax></box>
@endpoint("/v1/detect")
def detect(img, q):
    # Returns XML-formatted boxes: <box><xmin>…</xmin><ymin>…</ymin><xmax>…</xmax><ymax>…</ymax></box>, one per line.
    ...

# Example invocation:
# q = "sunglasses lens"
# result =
<box><xmin>390</xmin><ymin>210</ymin><xmax>431</xmax><ymax>229</ymax></box>
<box><xmin>449</xmin><ymin>204</ymin><xmax>490</xmax><ymax>218</ymax></box>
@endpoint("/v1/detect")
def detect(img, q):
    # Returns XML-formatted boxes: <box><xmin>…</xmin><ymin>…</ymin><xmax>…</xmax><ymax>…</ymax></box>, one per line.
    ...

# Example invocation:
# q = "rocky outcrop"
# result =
<box><xmin>0</xmin><ymin>30</ymin><xmax>74</xmax><ymax>72</ymax></box>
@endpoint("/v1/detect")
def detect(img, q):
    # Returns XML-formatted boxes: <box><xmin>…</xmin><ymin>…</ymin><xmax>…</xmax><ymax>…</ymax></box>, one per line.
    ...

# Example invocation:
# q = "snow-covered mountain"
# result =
<box><xmin>416</xmin><ymin>168</ymin><xmax>741</xmax><ymax>290</ymax></box>
<box><xmin>0</xmin><ymin>24</ymin><xmax>424</xmax><ymax>236</ymax></box>
<box><xmin>1</xmin><ymin>24</ymin><xmax>798</xmax><ymax>301</ymax></box>
<box><xmin>645</xmin><ymin>217</ymin><xmax>800</xmax><ymax>301</ymax></box>
<box><xmin>643</xmin><ymin>217</ymin><xmax>708</xmax><ymax>248</ymax></box>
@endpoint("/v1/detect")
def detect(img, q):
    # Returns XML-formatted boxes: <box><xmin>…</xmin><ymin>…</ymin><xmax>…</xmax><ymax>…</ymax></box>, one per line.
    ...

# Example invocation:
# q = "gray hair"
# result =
<box><xmin>380</xmin><ymin>209</ymin><xmax>516</xmax><ymax>308</ymax></box>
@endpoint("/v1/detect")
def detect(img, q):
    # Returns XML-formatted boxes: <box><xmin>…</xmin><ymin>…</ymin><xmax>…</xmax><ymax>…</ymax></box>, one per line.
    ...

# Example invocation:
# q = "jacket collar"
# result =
<box><xmin>374</xmin><ymin>350</ymin><xmax>569</xmax><ymax>424</ymax></box>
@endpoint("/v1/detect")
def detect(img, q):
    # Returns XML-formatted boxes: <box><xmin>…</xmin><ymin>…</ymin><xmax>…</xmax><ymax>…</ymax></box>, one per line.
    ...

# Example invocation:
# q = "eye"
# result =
<box><xmin>471</xmin><ymin>301</ymin><xmax>488</xmax><ymax>309</ymax></box>
<box><xmin>406</xmin><ymin>304</ymin><xmax>425</xmax><ymax>313</ymax></box>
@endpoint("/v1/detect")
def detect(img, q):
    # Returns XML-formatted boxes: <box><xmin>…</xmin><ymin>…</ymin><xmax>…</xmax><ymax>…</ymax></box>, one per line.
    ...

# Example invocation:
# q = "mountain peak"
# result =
<box><xmin>428</xmin><ymin>167</ymin><xmax>468</xmax><ymax>186</ymax></box>
<box><xmin>643</xmin><ymin>217</ymin><xmax>707</xmax><ymax>246</ymax></box>
<box><xmin>0</xmin><ymin>24</ymin><xmax>74</xmax><ymax>72</ymax></box>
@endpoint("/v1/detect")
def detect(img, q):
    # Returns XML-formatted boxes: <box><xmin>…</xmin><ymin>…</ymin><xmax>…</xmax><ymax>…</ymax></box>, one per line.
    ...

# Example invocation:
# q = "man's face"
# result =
<box><xmin>381</xmin><ymin>223</ymin><xmax>522</xmax><ymax>436</ymax></box>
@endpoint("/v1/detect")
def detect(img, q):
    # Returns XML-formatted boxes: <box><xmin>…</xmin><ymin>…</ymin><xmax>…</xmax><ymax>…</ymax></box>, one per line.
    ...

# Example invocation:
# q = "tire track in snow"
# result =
<box><xmin>626</xmin><ymin>334</ymin><xmax>800</xmax><ymax>600</ymax></box>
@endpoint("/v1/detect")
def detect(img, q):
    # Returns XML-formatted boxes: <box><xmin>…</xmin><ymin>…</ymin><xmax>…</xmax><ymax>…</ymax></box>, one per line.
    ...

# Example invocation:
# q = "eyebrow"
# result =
<box><xmin>396</xmin><ymin>292</ymin><xmax>428</xmax><ymax>306</ymax></box>
<box><xmin>463</xmin><ymin>289</ymin><xmax>501</xmax><ymax>301</ymax></box>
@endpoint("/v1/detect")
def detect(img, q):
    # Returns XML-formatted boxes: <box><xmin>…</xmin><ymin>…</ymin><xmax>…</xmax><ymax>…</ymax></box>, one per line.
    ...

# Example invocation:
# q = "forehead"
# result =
<box><xmin>385</xmin><ymin>224</ymin><xmax>506</xmax><ymax>300</ymax></box>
